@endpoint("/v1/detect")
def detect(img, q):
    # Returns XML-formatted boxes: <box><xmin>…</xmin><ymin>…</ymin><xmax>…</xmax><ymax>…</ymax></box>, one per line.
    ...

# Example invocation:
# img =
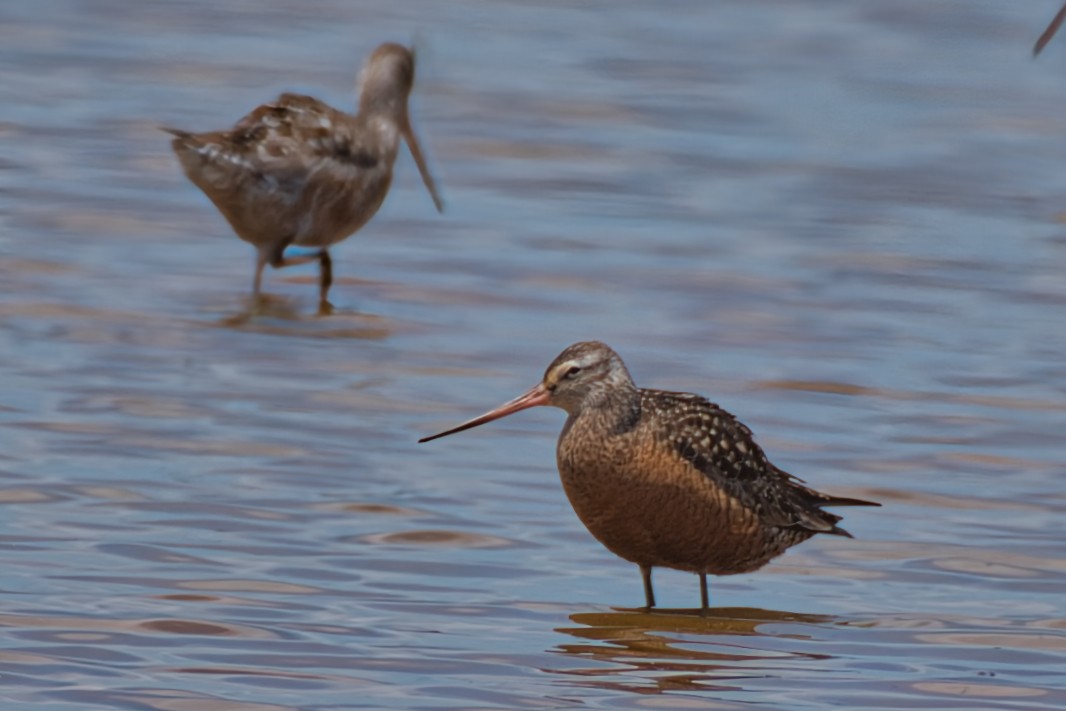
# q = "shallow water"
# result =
<box><xmin>3</xmin><ymin>1</ymin><xmax>1066</xmax><ymax>708</ymax></box>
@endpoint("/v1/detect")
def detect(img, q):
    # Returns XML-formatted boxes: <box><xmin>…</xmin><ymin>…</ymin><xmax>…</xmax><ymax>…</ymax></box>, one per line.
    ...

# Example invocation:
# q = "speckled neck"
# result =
<box><xmin>570</xmin><ymin>382</ymin><xmax>642</xmax><ymax>436</ymax></box>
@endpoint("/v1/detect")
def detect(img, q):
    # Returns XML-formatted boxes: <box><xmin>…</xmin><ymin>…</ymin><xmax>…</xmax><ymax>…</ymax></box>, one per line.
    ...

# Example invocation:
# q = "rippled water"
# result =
<box><xmin>3</xmin><ymin>1</ymin><xmax>1066</xmax><ymax>709</ymax></box>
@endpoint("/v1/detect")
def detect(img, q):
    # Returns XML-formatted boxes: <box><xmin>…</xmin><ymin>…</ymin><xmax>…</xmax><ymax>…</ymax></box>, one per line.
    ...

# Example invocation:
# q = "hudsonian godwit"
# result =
<box><xmin>165</xmin><ymin>42</ymin><xmax>443</xmax><ymax>312</ymax></box>
<box><xmin>420</xmin><ymin>341</ymin><xmax>879</xmax><ymax>610</ymax></box>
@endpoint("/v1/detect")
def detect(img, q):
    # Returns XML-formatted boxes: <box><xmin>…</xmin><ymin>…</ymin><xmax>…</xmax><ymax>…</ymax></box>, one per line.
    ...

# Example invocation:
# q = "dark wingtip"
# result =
<box><xmin>824</xmin><ymin>495</ymin><xmax>881</xmax><ymax>508</ymax></box>
<box><xmin>1035</xmin><ymin>35</ymin><xmax>1052</xmax><ymax>58</ymax></box>
<box><xmin>811</xmin><ymin>495</ymin><xmax>878</xmax><ymax>537</ymax></box>
<box><xmin>1034</xmin><ymin>4</ymin><xmax>1066</xmax><ymax>57</ymax></box>
<box><xmin>829</xmin><ymin>525</ymin><xmax>854</xmax><ymax>539</ymax></box>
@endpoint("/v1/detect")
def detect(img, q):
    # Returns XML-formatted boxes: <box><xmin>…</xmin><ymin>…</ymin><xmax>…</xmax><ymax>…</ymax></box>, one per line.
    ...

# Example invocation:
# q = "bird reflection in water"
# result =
<box><xmin>550</xmin><ymin>607</ymin><xmax>835</xmax><ymax>695</ymax></box>
<box><xmin>216</xmin><ymin>292</ymin><xmax>391</xmax><ymax>339</ymax></box>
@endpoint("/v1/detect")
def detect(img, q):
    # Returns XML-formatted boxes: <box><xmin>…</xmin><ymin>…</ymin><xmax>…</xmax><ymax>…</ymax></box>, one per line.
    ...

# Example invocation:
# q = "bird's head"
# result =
<box><xmin>418</xmin><ymin>341</ymin><xmax>635</xmax><ymax>443</ymax></box>
<box><xmin>357</xmin><ymin>42</ymin><xmax>444</xmax><ymax>213</ymax></box>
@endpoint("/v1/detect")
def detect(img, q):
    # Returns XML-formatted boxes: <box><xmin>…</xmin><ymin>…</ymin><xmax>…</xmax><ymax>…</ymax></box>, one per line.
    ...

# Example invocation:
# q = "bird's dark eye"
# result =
<box><xmin>565</xmin><ymin>366</ymin><xmax>582</xmax><ymax>378</ymax></box>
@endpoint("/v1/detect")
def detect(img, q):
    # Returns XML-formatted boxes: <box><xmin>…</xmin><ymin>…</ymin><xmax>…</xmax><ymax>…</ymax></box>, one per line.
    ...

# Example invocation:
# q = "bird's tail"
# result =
<box><xmin>805</xmin><ymin>492</ymin><xmax>880</xmax><ymax>538</ymax></box>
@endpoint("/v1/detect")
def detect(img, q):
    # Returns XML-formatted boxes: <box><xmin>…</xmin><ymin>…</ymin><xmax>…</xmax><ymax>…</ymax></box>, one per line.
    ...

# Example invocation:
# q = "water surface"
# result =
<box><xmin>2</xmin><ymin>1</ymin><xmax>1066</xmax><ymax>708</ymax></box>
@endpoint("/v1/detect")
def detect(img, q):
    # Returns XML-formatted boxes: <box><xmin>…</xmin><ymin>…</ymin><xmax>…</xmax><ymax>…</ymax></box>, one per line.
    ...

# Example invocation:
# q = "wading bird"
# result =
<box><xmin>420</xmin><ymin>341</ymin><xmax>879</xmax><ymax>610</ymax></box>
<box><xmin>165</xmin><ymin>42</ymin><xmax>443</xmax><ymax>312</ymax></box>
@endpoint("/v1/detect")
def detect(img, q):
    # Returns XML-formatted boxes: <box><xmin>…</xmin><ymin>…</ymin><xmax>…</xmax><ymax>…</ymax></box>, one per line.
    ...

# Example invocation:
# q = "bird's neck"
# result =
<box><xmin>358</xmin><ymin>92</ymin><xmax>406</xmax><ymax>121</ymax></box>
<box><xmin>558</xmin><ymin>387</ymin><xmax>642</xmax><ymax>480</ymax></box>
<box><xmin>572</xmin><ymin>385</ymin><xmax>642</xmax><ymax>436</ymax></box>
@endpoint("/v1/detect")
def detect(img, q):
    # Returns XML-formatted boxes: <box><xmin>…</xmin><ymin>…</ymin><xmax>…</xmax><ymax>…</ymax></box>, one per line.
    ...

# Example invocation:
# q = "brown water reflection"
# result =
<box><xmin>556</xmin><ymin>608</ymin><xmax>834</xmax><ymax>695</ymax></box>
<box><xmin>217</xmin><ymin>298</ymin><xmax>394</xmax><ymax>340</ymax></box>
<box><xmin>555</xmin><ymin>607</ymin><xmax>1066</xmax><ymax>706</ymax></box>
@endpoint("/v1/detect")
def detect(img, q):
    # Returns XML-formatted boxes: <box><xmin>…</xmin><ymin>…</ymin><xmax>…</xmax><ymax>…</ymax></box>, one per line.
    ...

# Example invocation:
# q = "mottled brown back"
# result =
<box><xmin>167</xmin><ymin>93</ymin><xmax>397</xmax><ymax>250</ymax></box>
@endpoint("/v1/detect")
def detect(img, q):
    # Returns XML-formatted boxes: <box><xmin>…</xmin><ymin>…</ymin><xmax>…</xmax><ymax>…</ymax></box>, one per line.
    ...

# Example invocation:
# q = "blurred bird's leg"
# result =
<box><xmin>263</xmin><ymin>243</ymin><xmax>335</xmax><ymax>312</ymax></box>
<box><xmin>699</xmin><ymin>573</ymin><xmax>709</xmax><ymax>612</ymax></box>
<box><xmin>317</xmin><ymin>250</ymin><xmax>333</xmax><ymax>314</ymax></box>
<box><xmin>253</xmin><ymin>250</ymin><xmax>269</xmax><ymax>299</ymax></box>
<box><xmin>640</xmin><ymin>565</ymin><xmax>656</xmax><ymax>609</ymax></box>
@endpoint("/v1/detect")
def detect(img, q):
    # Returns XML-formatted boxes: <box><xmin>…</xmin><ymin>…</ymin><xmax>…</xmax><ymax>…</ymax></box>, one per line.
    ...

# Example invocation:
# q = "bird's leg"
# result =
<box><xmin>640</xmin><ymin>565</ymin><xmax>656</xmax><ymax>609</ymax></box>
<box><xmin>266</xmin><ymin>243</ymin><xmax>334</xmax><ymax>312</ymax></box>
<box><xmin>317</xmin><ymin>249</ymin><xmax>333</xmax><ymax>315</ymax></box>
<box><xmin>253</xmin><ymin>250</ymin><xmax>269</xmax><ymax>299</ymax></box>
<box><xmin>699</xmin><ymin>573</ymin><xmax>709</xmax><ymax>612</ymax></box>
